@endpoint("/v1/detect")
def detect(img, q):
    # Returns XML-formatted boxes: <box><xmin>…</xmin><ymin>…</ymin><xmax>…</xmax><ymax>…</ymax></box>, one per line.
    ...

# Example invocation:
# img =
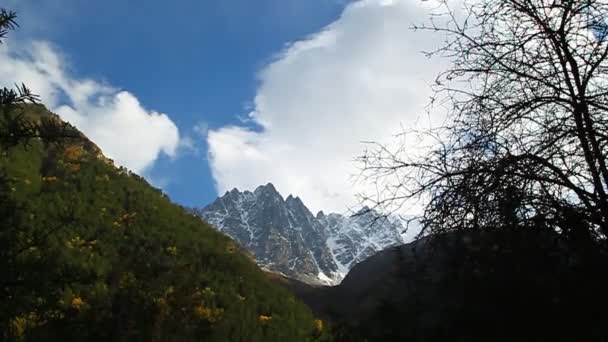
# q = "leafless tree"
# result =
<box><xmin>359</xmin><ymin>0</ymin><xmax>608</xmax><ymax>242</ymax></box>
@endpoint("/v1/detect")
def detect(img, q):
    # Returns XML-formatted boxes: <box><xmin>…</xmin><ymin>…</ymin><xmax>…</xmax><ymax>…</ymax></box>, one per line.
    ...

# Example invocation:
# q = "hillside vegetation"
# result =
<box><xmin>275</xmin><ymin>229</ymin><xmax>608</xmax><ymax>341</ymax></box>
<box><xmin>1</xmin><ymin>104</ymin><xmax>328</xmax><ymax>341</ymax></box>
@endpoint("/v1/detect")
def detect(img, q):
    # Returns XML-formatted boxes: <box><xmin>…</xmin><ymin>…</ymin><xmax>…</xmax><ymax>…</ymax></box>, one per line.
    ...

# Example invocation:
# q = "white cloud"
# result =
<box><xmin>207</xmin><ymin>0</ymin><xmax>448</xmax><ymax>214</ymax></box>
<box><xmin>0</xmin><ymin>41</ymin><xmax>180</xmax><ymax>173</ymax></box>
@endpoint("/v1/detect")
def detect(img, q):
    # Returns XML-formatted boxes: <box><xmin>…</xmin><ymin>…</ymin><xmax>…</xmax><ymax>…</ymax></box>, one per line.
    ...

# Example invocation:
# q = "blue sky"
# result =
<box><xmin>5</xmin><ymin>0</ymin><xmax>350</xmax><ymax>207</ymax></box>
<box><xmin>2</xmin><ymin>0</ymin><xmax>445</xmax><ymax>213</ymax></box>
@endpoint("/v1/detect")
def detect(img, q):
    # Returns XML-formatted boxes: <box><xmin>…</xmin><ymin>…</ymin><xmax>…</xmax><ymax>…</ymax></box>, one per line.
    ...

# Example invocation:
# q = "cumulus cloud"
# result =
<box><xmin>0</xmin><ymin>41</ymin><xmax>180</xmax><ymax>173</ymax></box>
<box><xmin>207</xmin><ymin>0</ymin><xmax>448</xmax><ymax>214</ymax></box>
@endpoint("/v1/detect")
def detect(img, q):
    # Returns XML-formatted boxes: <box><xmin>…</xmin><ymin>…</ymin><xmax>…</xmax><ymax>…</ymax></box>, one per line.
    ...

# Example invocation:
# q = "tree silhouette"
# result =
<box><xmin>360</xmin><ymin>0</ymin><xmax>608</xmax><ymax>242</ymax></box>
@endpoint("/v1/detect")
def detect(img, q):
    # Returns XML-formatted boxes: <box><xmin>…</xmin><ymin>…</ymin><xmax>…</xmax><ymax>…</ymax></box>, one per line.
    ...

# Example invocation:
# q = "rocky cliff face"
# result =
<box><xmin>318</xmin><ymin>208</ymin><xmax>406</xmax><ymax>277</ymax></box>
<box><xmin>196</xmin><ymin>183</ymin><xmax>405</xmax><ymax>284</ymax></box>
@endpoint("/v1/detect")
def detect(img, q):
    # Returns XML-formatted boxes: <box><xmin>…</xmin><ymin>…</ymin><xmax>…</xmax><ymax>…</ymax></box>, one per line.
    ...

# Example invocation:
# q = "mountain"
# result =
<box><xmin>318</xmin><ymin>208</ymin><xmax>407</xmax><ymax>278</ymax></box>
<box><xmin>1</xmin><ymin>104</ymin><xmax>328</xmax><ymax>341</ymax></box>
<box><xmin>195</xmin><ymin>183</ymin><xmax>405</xmax><ymax>284</ymax></box>
<box><xmin>274</xmin><ymin>229</ymin><xmax>608</xmax><ymax>341</ymax></box>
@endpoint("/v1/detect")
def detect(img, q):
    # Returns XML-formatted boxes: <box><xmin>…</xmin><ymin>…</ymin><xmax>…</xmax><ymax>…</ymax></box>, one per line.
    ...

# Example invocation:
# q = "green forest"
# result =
<box><xmin>0</xmin><ymin>103</ymin><xmax>328</xmax><ymax>341</ymax></box>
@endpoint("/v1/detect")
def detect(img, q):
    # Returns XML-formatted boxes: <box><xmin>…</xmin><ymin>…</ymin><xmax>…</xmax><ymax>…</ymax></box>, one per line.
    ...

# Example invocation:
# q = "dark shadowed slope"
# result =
<box><xmin>273</xmin><ymin>229</ymin><xmax>608</xmax><ymax>342</ymax></box>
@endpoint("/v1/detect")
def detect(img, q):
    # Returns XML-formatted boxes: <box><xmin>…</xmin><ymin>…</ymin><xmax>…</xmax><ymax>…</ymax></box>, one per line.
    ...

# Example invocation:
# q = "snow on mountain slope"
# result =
<box><xmin>195</xmin><ymin>183</ymin><xmax>405</xmax><ymax>284</ymax></box>
<box><xmin>318</xmin><ymin>208</ymin><xmax>406</xmax><ymax>279</ymax></box>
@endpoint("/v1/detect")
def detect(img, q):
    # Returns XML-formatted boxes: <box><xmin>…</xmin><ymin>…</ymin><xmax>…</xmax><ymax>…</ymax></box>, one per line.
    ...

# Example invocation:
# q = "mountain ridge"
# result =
<box><xmin>195</xmin><ymin>183</ymin><xmax>405</xmax><ymax>284</ymax></box>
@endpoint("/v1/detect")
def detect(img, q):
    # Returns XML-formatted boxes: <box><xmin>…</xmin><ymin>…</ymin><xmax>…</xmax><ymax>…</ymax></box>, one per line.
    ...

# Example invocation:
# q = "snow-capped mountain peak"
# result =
<box><xmin>195</xmin><ymin>183</ymin><xmax>405</xmax><ymax>285</ymax></box>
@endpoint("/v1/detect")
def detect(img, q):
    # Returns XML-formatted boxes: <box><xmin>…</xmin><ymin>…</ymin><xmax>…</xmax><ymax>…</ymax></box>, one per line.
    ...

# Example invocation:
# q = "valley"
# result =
<box><xmin>4</xmin><ymin>0</ymin><xmax>608</xmax><ymax>340</ymax></box>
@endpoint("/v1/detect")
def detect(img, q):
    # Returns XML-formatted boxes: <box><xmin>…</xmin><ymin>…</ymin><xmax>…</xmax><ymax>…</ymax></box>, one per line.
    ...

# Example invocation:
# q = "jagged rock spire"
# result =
<box><xmin>195</xmin><ymin>184</ymin><xmax>405</xmax><ymax>285</ymax></box>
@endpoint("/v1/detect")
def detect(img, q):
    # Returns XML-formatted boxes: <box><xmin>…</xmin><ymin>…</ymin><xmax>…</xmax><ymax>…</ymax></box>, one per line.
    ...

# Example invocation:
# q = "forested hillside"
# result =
<box><xmin>0</xmin><ymin>104</ymin><xmax>328</xmax><ymax>341</ymax></box>
<box><xmin>275</xmin><ymin>229</ymin><xmax>608</xmax><ymax>342</ymax></box>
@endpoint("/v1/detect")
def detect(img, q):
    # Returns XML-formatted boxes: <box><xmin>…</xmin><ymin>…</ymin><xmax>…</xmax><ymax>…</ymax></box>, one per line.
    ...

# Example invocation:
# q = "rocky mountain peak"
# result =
<box><xmin>196</xmin><ymin>184</ymin><xmax>406</xmax><ymax>285</ymax></box>
<box><xmin>354</xmin><ymin>206</ymin><xmax>372</xmax><ymax>216</ymax></box>
<box><xmin>254</xmin><ymin>182</ymin><xmax>279</xmax><ymax>195</ymax></box>
<box><xmin>285</xmin><ymin>195</ymin><xmax>309</xmax><ymax>213</ymax></box>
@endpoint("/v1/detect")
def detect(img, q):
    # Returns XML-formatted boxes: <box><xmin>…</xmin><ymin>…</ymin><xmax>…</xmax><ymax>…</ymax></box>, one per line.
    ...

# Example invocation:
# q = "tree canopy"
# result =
<box><xmin>360</xmin><ymin>0</ymin><xmax>608</xmax><ymax>242</ymax></box>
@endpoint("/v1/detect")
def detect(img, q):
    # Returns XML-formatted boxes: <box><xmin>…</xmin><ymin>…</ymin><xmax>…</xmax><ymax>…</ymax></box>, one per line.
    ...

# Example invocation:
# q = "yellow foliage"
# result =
<box><xmin>258</xmin><ymin>314</ymin><xmax>272</xmax><ymax>323</ymax></box>
<box><xmin>314</xmin><ymin>319</ymin><xmax>323</xmax><ymax>332</ymax></box>
<box><xmin>165</xmin><ymin>286</ymin><xmax>175</xmax><ymax>295</ymax></box>
<box><xmin>113</xmin><ymin>212</ymin><xmax>137</xmax><ymax>228</ymax></box>
<box><xmin>153</xmin><ymin>297</ymin><xmax>167</xmax><ymax>307</ymax></box>
<box><xmin>95</xmin><ymin>174</ymin><xmax>110</xmax><ymax>182</ymax></box>
<box><xmin>117</xmin><ymin>212</ymin><xmax>137</xmax><ymax>225</ymax></box>
<box><xmin>10</xmin><ymin>316</ymin><xmax>27</xmax><ymax>338</ymax></box>
<box><xmin>194</xmin><ymin>304</ymin><xmax>224</xmax><ymax>323</ymax></box>
<box><xmin>64</xmin><ymin>145</ymin><xmax>85</xmax><ymax>161</ymax></box>
<box><xmin>41</xmin><ymin>176</ymin><xmax>59</xmax><ymax>182</ymax></box>
<box><xmin>65</xmin><ymin>236</ymin><xmax>94</xmax><ymax>251</ymax></box>
<box><xmin>166</xmin><ymin>246</ymin><xmax>178</xmax><ymax>255</ymax></box>
<box><xmin>71</xmin><ymin>296</ymin><xmax>85</xmax><ymax>310</ymax></box>
<box><xmin>9</xmin><ymin>312</ymin><xmax>53</xmax><ymax>339</ymax></box>
<box><xmin>67</xmin><ymin>163</ymin><xmax>81</xmax><ymax>172</ymax></box>
<box><xmin>201</xmin><ymin>287</ymin><xmax>215</xmax><ymax>297</ymax></box>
